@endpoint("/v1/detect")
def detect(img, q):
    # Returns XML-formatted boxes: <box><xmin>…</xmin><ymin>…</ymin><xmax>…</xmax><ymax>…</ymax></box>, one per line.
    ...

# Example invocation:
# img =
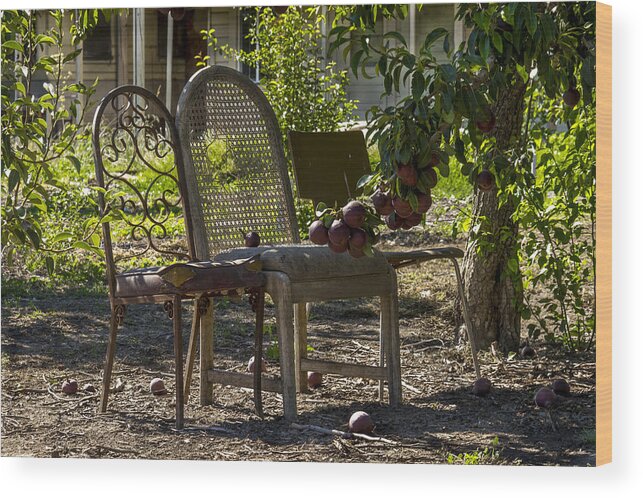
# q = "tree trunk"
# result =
<box><xmin>459</xmin><ymin>80</ymin><xmax>527</xmax><ymax>354</ymax></box>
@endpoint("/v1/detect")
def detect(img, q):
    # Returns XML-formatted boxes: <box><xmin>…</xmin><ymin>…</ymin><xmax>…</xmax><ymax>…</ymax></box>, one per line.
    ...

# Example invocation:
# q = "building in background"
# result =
<box><xmin>33</xmin><ymin>5</ymin><xmax>464</xmax><ymax>120</ymax></box>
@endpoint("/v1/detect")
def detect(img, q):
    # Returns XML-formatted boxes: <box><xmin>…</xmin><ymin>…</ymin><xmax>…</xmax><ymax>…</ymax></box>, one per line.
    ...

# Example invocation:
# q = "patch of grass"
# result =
<box><xmin>579</xmin><ymin>429</ymin><xmax>596</xmax><ymax>445</ymax></box>
<box><xmin>446</xmin><ymin>436</ymin><xmax>505</xmax><ymax>465</ymax></box>
<box><xmin>433</xmin><ymin>157</ymin><xmax>473</xmax><ymax>201</ymax></box>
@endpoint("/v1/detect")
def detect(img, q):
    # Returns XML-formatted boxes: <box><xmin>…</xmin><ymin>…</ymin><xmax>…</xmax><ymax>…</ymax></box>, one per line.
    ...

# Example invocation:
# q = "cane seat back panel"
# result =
<box><xmin>176</xmin><ymin>65</ymin><xmax>299</xmax><ymax>260</ymax></box>
<box><xmin>92</xmin><ymin>86</ymin><xmax>196</xmax><ymax>296</ymax></box>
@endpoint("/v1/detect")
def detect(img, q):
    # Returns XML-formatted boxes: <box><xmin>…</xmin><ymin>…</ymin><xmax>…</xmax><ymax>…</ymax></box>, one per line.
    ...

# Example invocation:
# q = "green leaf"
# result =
<box><xmin>67</xmin><ymin>155</ymin><xmax>82</xmax><ymax>173</ymax></box>
<box><xmin>439</xmin><ymin>64</ymin><xmax>456</xmax><ymax>83</ymax></box>
<box><xmin>52</xmin><ymin>231</ymin><xmax>74</xmax><ymax>243</ymax></box>
<box><xmin>62</xmin><ymin>48</ymin><xmax>82</xmax><ymax>64</ymax></box>
<box><xmin>411</xmin><ymin>72</ymin><xmax>424</xmax><ymax>101</ymax></box>
<box><xmin>357</xmin><ymin>173</ymin><xmax>374</xmax><ymax>189</ymax></box>
<box><xmin>526</xmin><ymin>10</ymin><xmax>537</xmax><ymax>37</ymax></box>
<box><xmin>492</xmin><ymin>31</ymin><xmax>503</xmax><ymax>52</ymax></box>
<box><xmin>45</xmin><ymin>256</ymin><xmax>55</xmax><ymax>276</ymax></box>
<box><xmin>350</xmin><ymin>49</ymin><xmax>364</xmax><ymax>77</ymax></box>
<box><xmin>423</xmin><ymin>27</ymin><xmax>448</xmax><ymax>50</ymax></box>
<box><xmin>8</xmin><ymin>169</ymin><xmax>20</xmax><ymax>193</ymax></box>
<box><xmin>25</xmin><ymin>227</ymin><xmax>41</xmax><ymax>250</ymax></box>
<box><xmin>3</xmin><ymin>39</ymin><xmax>23</xmax><ymax>52</ymax></box>
<box><xmin>516</xmin><ymin>64</ymin><xmax>529</xmax><ymax>84</ymax></box>
<box><xmin>384</xmin><ymin>31</ymin><xmax>406</xmax><ymax>46</ymax></box>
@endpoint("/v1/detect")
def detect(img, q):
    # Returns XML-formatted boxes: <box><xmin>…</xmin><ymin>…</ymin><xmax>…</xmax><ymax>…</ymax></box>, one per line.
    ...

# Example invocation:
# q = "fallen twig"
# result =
<box><xmin>94</xmin><ymin>444</ymin><xmax>139</xmax><ymax>455</ymax></box>
<box><xmin>291</xmin><ymin>423</ymin><xmax>398</xmax><ymax>444</ymax></box>
<box><xmin>401</xmin><ymin>380</ymin><xmax>421</xmax><ymax>394</ymax></box>
<box><xmin>6</xmin><ymin>388</ymin><xmax>49</xmax><ymax>395</ymax></box>
<box><xmin>174</xmin><ymin>425</ymin><xmax>235</xmax><ymax>434</ymax></box>
<box><xmin>351</xmin><ymin>340</ymin><xmax>376</xmax><ymax>353</ymax></box>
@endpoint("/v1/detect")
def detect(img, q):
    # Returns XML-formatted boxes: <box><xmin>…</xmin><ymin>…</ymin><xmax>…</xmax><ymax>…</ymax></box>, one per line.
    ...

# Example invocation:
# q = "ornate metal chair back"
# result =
<box><xmin>92</xmin><ymin>86</ymin><xmax>196</xmax><ymax>297</ymax></box>
<box><xmin>175</xmin><ymin>65</ymin><xmax>300</xmax><ymax>260</ymax></box>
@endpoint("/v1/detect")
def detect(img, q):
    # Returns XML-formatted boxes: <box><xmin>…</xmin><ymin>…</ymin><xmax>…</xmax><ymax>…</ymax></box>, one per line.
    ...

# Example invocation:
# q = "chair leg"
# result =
<box><xmin>386</xmin><ymin>270</ymin><xmax>402</xmax><ymax>407</ymax></box>
<box><xmin>252</xmin><ymin>288</ymin><xmax>265</xmax><ymax>418</ymax></box>
<box><xmin>100</xmin><ymin>304</ymin><xmax>123</xmax><ymax>413</ymax></box>
<box><xmin>294</xmin><ymin>302</ymin><xmax>308</xmax><ymax>393</ymax></box>
<box><xmin>199</xmin><ymin>298</ymin><xmax>214</xmax><ymax>406</ymax></box>
<box><xmin>183</xmin><ymin>299</ymin><xmax>201</xmax><ymax>400</ymax></box>
<box><xmin>451</xmin><ymin>258</ymin><xmax>481</xmax><ymax>380</ymax></box>
<box><xmin>378</xmin><ymin>296</ymin><xmax>387</xmax><ymax>402</ymax></box>
<box><xmin>265</xmin><ymin>272</ymin><xmax>297</xmax><ymax>421</ymax></box>
<box><xmin>170</xmin><ymin>296</ymin><xmax>185</xmax><ymax>430</ymax></box>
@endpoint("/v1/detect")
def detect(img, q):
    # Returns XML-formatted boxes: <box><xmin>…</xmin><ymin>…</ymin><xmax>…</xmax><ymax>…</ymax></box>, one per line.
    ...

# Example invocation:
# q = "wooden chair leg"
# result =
<box><xmin>387</xmin><ymin>270</ymin><xmax>402</xmax><ymax>407</ymax></box>
<box><xmin>183</xmin><ymin>300</ymin><xmax>201</xmax><ymax>400</ymax></box>
<box><xmin>378</xmin><ymin>296</ymin><xmax>388</xmax><ymax>402</ymax></box>
<box><xmin>199</xmin><ymin>298</ymin><xmax>214</xmax><ymax>406</ymax></box>
<box><xmin>171</xmin><ymin>296</ymin><xmax>185</xmax><ymax>430</ymax></box>
<box><xmin>265</xmin><ymin>272</ymin><xmax>297</xmax><ymax>421</ymax></box>
<box><xmin>252</xmin><ymin>289</ymin><xmax>265</xmax><ymax>417</ymax></box>
<box><xmin>100</xmin><ymin>304</ymin><xmax>123</xmax><ymax>413</ymax></box>
<box><xmin>451</xmin><ymin>258</ymin><xmax>481</xmax><ymax>380</ymax></box>
<box><xmin>294</xmin><ymin>302</ymin><xmax>308</xmax><ymax>393</ymax></box>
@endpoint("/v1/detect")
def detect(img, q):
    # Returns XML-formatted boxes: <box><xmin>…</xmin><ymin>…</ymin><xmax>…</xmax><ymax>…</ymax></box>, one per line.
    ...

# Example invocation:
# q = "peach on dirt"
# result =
<box><xmin>62</xmin><ymin>379</ymin><xmax>78</xmax><ymax>395</ymax></box>
<box><xmin>247</xmin><ymin>356</ymin><xmax>268</xmax><ymax>373</ymax></box>
<box><xmin>534</xmin><ymin>387</ymin><xmax>557</xmax><ymax>409</ymax></box>
<box><xmin>308</xmin><ymin>220</ymin><xmax>329</xmax><ymax>245</ymax></box>
<box><xmin>520</xmin><ymin>345</ymin><xmax>536</xmax><ymax>358</ymax></box>
<box><xmin>149</xmin><ymin>378</ymin><xmax>167</xmax><ymax>395</ymax></box>
<box><xmin>307</xmin><ymin>372</ymin><xmax>323</xmax><ymax>389</ymax></box>
<box><xmin>342</xmin><ymin>200</ymin><xmax>367</xmax><ymax>229</ymax></box>
<box><xmin>551</xmin><ymin>379</ymin><xmax>570</xmax><ymax>397</ymax></box>
<box><xmin>472</xmin><ymin>377</ymin><xmax>492</xmax><ymax>396</ymax></box>
<box><xmin>348</xmin><ymin>411</ymin><xmax>375</xmax><ymax>434</ymax></box>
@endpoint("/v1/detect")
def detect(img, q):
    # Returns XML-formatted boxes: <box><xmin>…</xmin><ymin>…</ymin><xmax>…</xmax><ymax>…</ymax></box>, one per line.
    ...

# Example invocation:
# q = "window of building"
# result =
<box><xmin>83</xmin><ymin>12</ymin><xmax>112</xmax><ymax>61</ymax></box>
<box><xmin>239</xmin><ymin>8</ymin><xmax>260</xmax><ymax>82</ymax></box>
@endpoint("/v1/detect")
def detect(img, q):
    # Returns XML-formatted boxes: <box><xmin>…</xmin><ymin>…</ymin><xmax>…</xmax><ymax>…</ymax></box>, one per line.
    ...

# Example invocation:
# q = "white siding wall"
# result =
<box><xmin>36</xmin><ymin>6</ymin><xmax>457</xmax><ymax>121</ymax></box>
<box><xmin>207</xmin><ymin>7</ymin><xmax>240</xmax><ymax>69</ymax></box>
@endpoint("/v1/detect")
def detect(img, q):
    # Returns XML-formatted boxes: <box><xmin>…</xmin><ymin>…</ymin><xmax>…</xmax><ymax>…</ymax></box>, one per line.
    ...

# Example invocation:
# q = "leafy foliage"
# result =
<box><xmin>1</xmin><ymin>9</ymin><xmax>110</xmax><ymax>270</ymax></box>
<box><xmin>329</xmin><ymin>3</ymin><xmax>596</xmax><ymax>350</ymax></box>
<box><xmin>219</xmin><ymin>6</ymin><xmax>358</xmax><ymax>140</ymax></box>
<box><xmin>516</xmin><ymin>93</ymin><xmax>596</xmax><ymax>351</ymax></box>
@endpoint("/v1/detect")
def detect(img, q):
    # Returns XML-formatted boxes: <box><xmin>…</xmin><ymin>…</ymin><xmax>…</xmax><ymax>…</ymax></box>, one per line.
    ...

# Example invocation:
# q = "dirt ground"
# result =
<box><xmin>0</xmin><ymin>236</ymin><xmax>596</xmax><ymax>465</ymax></box>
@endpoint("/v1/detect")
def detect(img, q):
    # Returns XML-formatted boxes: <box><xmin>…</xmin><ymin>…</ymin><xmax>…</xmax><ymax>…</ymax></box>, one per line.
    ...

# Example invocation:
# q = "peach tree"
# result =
<box><xmin>329</xmin><ymin>3</ymin><xmax>596</xmax><ymax>352</ymax></box>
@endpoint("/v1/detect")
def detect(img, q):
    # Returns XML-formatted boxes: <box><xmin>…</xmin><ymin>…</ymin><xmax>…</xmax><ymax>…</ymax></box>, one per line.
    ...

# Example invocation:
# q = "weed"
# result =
<box><xmin>446</xmin><ymin>436</ymin><xmax>504</xmax><ymax>465</ymax></box>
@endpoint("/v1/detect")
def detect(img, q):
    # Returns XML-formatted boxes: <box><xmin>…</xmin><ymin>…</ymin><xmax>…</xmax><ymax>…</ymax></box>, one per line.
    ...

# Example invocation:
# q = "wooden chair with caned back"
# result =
<box><xmin>288</xmin><ymin>130</ymin><xmax>481</xmax><ymax>379</ymax></box>
<box><xmin>176</xmin><ymin>65</ymin><xmax>402</xmax><ymax>419</ymax></box>
<box><xmin>92</xmin><ymin>85</ymin><xmax>269</xmax><ymax>429</ymax></box>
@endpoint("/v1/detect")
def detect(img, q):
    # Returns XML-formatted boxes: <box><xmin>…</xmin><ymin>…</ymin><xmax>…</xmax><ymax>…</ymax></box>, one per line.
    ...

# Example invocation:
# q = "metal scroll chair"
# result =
<box><xmin>92</xmin><ymin>86</ymin><xmax>268</xmax><ymax>429</ymax></box>
<box><xmin>176</xmin><ymin>65</ymin><xmax>402</xmax><ymax>420</ymax></box>
<box><xmin>288</xmin><ymin>130</ymin><xmax>481</xmax><ymax>380</ymax></box>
